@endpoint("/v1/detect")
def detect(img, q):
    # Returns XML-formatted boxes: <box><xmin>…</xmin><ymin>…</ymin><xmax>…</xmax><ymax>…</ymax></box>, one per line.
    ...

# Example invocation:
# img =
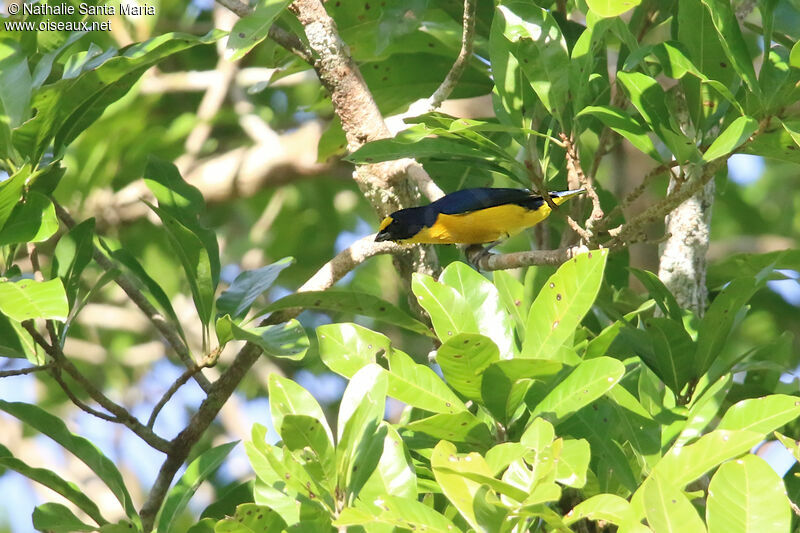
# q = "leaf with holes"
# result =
<box><xmin>521</xmin><ymin>249</ymin><xmax>608</xmax><ymax>359</ymax></box>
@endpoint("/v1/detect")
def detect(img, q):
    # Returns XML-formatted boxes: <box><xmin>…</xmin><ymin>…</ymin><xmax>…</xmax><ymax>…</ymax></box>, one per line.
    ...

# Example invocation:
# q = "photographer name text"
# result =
<box><xmin>20</xmin><ymin>2</ymin><xmax>155</xmax><ymax>16</ymax></box>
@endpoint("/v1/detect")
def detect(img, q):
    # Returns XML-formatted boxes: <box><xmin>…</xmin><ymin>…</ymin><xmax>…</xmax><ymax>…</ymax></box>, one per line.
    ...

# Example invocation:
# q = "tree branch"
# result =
<box><xmin>426</xmin><ymin>0</ymin><xmax>477</xmax><ymax>111</ymax></box>
<box><xmin>54</xmin><ymin>203</ymin><xmax>212</xmax><ymax>393</ymax></box>
<box><xmin>21</xmin><ymin>321</ymin><xmax>171</xmax><ymax>453</ymax></box>
<box><xmin>0</xmin><ymin>363</ymin><xmax>53</xmax><ymax>378</ymax></box>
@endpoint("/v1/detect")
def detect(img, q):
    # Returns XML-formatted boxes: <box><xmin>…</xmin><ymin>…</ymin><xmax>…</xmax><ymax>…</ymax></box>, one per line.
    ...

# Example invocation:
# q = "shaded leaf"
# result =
<box><xmin>226</xmin><ymin>0</ymin><xmax>293</xmax><ymax>61</ymax></box>
<box><xmin>218</xmin><ymin>258</ymin><xmax>293</xmax><ymax>319</ymax></box>
<box><xmin>263</xmin><ymin>290</ymin><xmax>432</xmax><ymax>337</ymax></box>
<box><xmin>218</xmin><ymin>315</ymin><xmax>308</xmax><ymax>360</ymax></box>
<box><xmin>0</xmin><ymin>192</ymin><xmax>58</xmax><ymax>246</ymax></box>
<box><xmin>158</xmin><ymin>442</ymin><xmax>238</xmax><ymax>533</ymax></box>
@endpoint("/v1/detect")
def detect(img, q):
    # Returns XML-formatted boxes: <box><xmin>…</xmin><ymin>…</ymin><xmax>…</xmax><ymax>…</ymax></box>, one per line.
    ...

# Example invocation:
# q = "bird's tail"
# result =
<box><xmin>549</xmin><ymin>188</ymin><xmax>586</xmax><ymax>206</ymax></box>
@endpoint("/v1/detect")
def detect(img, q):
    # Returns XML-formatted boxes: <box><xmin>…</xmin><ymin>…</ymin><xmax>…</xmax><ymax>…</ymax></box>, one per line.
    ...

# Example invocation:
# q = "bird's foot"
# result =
<box><xmin>465</xmin><ymin>244</ymin><xmax>494</xmax><ymax>270</ymax></box>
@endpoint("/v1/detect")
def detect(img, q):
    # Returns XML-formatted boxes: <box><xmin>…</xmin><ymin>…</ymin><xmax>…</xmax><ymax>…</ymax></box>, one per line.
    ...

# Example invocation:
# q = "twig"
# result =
<box><xmin>147</xmin><ymin>348</ymin><xmax>221</xmax><ymax>429</ymax></box>
<box><xmin>426</xmin><ymin>0</ymin><xmax>476</xmax><ymax>111</ymax></box>
<box><xmin>609</xmin><ymin>158</ymin><xmax>726</xmax><ymax>248</ymax></box>
<box><xmin>0</xmin><ymin>363</ymin><xmax>53</xmax><ymax>378</ymax></box>
<box><xmin>21</xmin><ymin>320</ymin><xmax>171</xmax><ymax>452</ymax></box>
<box><xmin>561</xmin><ymin>133</ymin><xmax>603</xmax><ymax>234</ymax></box>
<box><xmin>596</xmin><ymin>161</ymin><xmax>679</xmax><ymax>231</ymax></box>
<box><xmin>50</xmin><ymin>368</ymin><xmax>120</xmax><ymax>423</ymax></box>
<box><xmin>54</xmin><ymin>202</ymin><xmax>212</xmax><ymax>393</ymax></box>
<box><xmin>27</xmin><ymin>243</ymin><xmax>44</xmax><ymax>282</ymax></box>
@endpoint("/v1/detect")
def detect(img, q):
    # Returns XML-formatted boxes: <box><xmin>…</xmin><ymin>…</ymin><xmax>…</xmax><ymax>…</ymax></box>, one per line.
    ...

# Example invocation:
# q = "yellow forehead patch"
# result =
<box><xmin>378</xmin><ymin>216</ymin><xmax>393</xmax><ymax>232</ymax></box>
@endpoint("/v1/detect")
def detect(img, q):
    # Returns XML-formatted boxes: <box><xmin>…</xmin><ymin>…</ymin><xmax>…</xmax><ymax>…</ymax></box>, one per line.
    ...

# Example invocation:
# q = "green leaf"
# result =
<box><xmin>267</xmin><ymin>374</ymin><xmax>333</xmax><ymax>445</ymax></box>
<box><xmin>643</xmin><ymin>475</ymin><xmax>707</xmax><ymax>533</ymax></box>
<box><xmin>145</xmin><ymin>201</ymin><xmax>216</xmax><ymax>326</ymax></box>
<box><xmin>436</xmin><ymin>333</ymin><xmax>500</xmax><ymax>402</ymax></box>
<box><xmin>263</xmin><ymin>290</ymin><xmax>432</xmax><ymax>337</ymax></box>
<box><xmin>214</xmin><ymin>503</ymin><xmax>287</xmax><ymax>533</ymax></box>
<box><xmin>14</xmin><ymin>31</ymin><xmax>222</xmax><ymax>161</ymax></box>
<box><xmin>317</xmin><ymin>322</ymin><xmax>391</xmax><ymax>378</ymax></box>
<box><xmin>144</xmin><ymin>155</ymin><xmax>207</xmax><ymax>218</ymax></box>
<box><xmin>495</xmin><ymin>3</ymin><xmax>570</xmax><ymax>121</ymax></box>
<box><xmin>694</xmin><ymin>278</ymin><xmax>760</xmax><ymax>377</ymax></box>
<box><xmin>280</xmin><ymin>414</ymin><xmax>336</xmax><ymax>487</ymax></box>
<box><xmin>109</xmin><ymin>247</ymin><xmax>185</xmax><ymax>342</ymax></box>
<box><xmin>0</xmin><ymin>401</ymin><xmax>138</xmax><ymax>526</ymax></box>
<box><xmin>0</xmin><ymin>39</ymin><xmax>32</xmax><ymax>128</ymax></box>
<box><xmin>431</xmin><ymin>440</ymin><xmax>495</xmax><ymax>531</ymax></box>
<box><xmin>481</xmin><ymin>358</ymin><xmax>562</xmax><ymax>422</ymax></box>
<box><xmin>218</xmin><ymin>315</ymin><xmax>308</xmax><ymax>360</ymax></box>
<box><xmin>32</xmin><ymin>503</ymin><xmax>96</xmax><ymax>533</ymax></box>
<box><xmin>385</xmin><ymin>348</ymin><xmax>467</xmax><ymax>414</ymax></box>
<box><xmin>412</xmin><ymin>272</ymin><xmax>478</xmax><ymax>342</ymax></box>
<box><xmin>0</xmin><ymin>444</ymin><xmax>106</xmax><ymax>526</ymax></box>
<box><xmin>653</xmin><ymin>430</ymin><xmax>763</xmax><ymax>488</ymax></box>
<box><xmin>489</xmin><ymin>1</ymin><xmax>537</xmax><ymax>129</ymax></box>
<box><xmin>717</xmin><ymin>394</ymin><xmax>800</xmax><ymax>436</ymax></box>
<box><xmin>791</xmin><ymin>40</ymin><xmax>800</xmax><ymax>68</ymax></box>
<box><xmin>335</xmin><ymin>497</ymin><xmax>460</xmax><ymax>532</ymax></box>
<box><xmin>0</xmin><ymin>278</ymin><xmax>69</xmax><ymax>322</ymax></box>
<box><xmin>586</xmin><ymin>0</ymin><xmax>642</xmax><ymax>17</ymax></box>
<box><xmin>555</xmin><ymin>439</ymin><xmax>590</xmax><ymax>488</ymax></box>
<box><xmin>673</xmin><ymin>375</ymin><xmax>731</xmax><ymax>448</ymax></box>
<box><xmin>346</xmin><ymin>135</ymin><xmax>508</xmax><ymax>170</ymax></box>
<box><xmin>0</xmin><ymin>312</ymin><xmax>38</xmax><ymax>360</ymax></box>
<box><xmin>493</xmin><ymin>270</ymin><xmax>527</xmax><ymax>340</ymax></box>
<box><xmin>700</xmin><ymin>0</ymin><xmax>760</xmax><ymax>95</ymax></box>
<box><xmin>617</xmin><ymin>71</ymin><xmax>699</xmax><ymax>163</ymax></box>
<box><xmin>706</xmin><ymin>455</ymin><xmax>790</xmax><ymax>533</ymax></box>
<box><xmin>0</xmin><ymin>165</ymin><xmax>29</xmax><ymax>233</ymax></box>
<box><xmin>403</xmin><ymin>411</ymin><xmax>493</xmax><ymax>452</ymax></box>
<box><xmin>361</xmin><ymin>53</ymin><xmax>491</xmax><ymax>115</ymax></box>
<box><xmin>0</xmin><ymin>192</ymin><xmax>58</xmax><ymax>246</ymax></box>
<box><xmin>702</xmin><ymin>116</ymin><xmax>759</xmax><ymax>162</ymax></box>
<box><xmin>577</xmin><ymin>105</ymin><xmax>663</xmax><ymax>162</ymax></box>
<box><xmin>336</xmin><ymin>365</ymin><xmax>388</xmax><ymax>503</ymax></box>
<box><xmin>440</xmin><ymin>262</ymin><xmax>515</xmax><ymax>357</ymax></box>
<box><xmin>521</xmin><ymin>249</ymin><xmax>608</xmax><ymax>359</ymax></box>
<box><xmin>226</xmin><ymin>0</ymin><xmax>293</xmax><ymax>61</ymax></box>
<box><xmin>564</xmin><ymin>493</ymin><xmax>635</xmax><ymax>526</ymax></box>
<box><xmin>218</xmin><ymin>258</ymin><xmax>293</xmax><ymax>319</ymax></box>
<box><xmin>643</xmin><ymin>317</ymin><xmax>696</xmax><ymax>396</ymax></box>
<box><xmin>629</xmin><ymin>268</ymin><xmax>682</xmax><ymax>321</ymax></box>
<box><xmin>157</xmin><ymin>441</ymin><xmax>238</xmax><ymax>533</ymax></box>
<box><xmin>144</xmin><ymin>157</ymin><xmax>220</xmax><ymax>288</ymax></box>
<box><xmin>359</xmin><ymin>425</ymin><xmax>417</xmax><ymax>502</ymax></box>
<box><xmin>52</xmin><ymin>218</ymin><xmax>95</xmax><ymax>309</ymax></box>
<box><xmin>531</xmin><ymin>356</ymin><xmax>625</xmax><ymax>424</ymax></box>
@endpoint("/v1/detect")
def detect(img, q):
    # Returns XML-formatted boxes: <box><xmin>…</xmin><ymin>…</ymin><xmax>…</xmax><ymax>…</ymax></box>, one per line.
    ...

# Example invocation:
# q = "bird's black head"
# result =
<box><xmin>375</xmin><ymin>207</ymin><xmax>429</xmax><ymax>242</ymax></box>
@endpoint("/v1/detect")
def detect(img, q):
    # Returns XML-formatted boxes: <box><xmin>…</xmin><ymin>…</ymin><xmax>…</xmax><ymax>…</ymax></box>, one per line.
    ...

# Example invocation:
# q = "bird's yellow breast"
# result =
<box><xmin>404</xmin><ymin>203</ymin><xmax>554</xmax><ymax>244</ymax></box>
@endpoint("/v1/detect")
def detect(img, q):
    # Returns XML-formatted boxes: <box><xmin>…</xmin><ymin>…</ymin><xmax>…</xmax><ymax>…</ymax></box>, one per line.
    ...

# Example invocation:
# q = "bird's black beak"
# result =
<box><xmin>375</xmin><ymin>231</ymin><xmax>390</xmax><ymax>242</ymax></box>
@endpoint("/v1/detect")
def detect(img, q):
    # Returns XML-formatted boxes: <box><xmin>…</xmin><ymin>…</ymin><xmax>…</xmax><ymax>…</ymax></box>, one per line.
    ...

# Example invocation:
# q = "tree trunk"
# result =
<box><xmin>658</xmin><ymin>164</ymin><xmax>715</xmax><ymax>315</ymax></box>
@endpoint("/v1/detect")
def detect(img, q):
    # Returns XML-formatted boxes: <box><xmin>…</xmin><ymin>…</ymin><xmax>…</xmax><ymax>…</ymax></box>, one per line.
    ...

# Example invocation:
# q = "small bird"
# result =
<box><xmin>375</xmin><ymin>187</ymin><xmax>585</xmax><ymax>245</ymax></box>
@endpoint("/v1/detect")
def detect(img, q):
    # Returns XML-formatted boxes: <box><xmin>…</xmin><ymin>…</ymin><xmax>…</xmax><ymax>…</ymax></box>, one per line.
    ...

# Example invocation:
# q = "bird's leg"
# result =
<box><xmin>465</xmin><ymin>237</ymin><xmax>506</xmax><ymax>270</ymax></box>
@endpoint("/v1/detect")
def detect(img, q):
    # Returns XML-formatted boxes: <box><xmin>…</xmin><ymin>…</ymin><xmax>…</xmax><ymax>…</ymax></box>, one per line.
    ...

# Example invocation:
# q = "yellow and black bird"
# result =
<box><xmin>375</xmin><ymin>187</ymin><xmax>585</xmax><ymax>245</ymax></box>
